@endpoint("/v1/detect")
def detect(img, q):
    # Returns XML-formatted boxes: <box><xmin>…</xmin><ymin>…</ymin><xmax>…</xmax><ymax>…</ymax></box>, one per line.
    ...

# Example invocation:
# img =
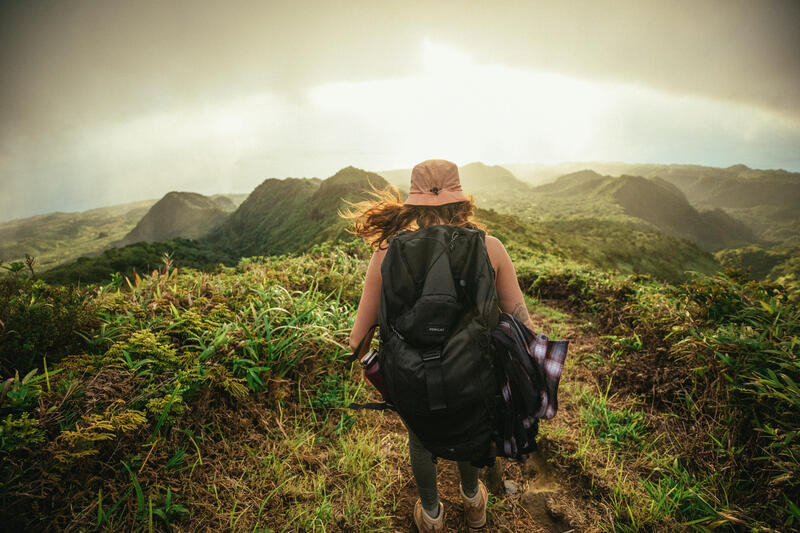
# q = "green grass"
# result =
<box><xmin>0</xmin><ymin>246</ymin><xmax>383</xmax><ymax>530</ymax></box>
<box><xmin>1</xmin><ymin>235</ymin><xmax>798</xmax><ymax>531</ymax></box>
<box><xmin>525</xmin><ymin>294</ymin><xmax>570</xmax><ymax>339</ymax></box>
<box><xmin>580</xmin><ymin>388</ymin><xmax>648</xmax><ymax>450</ymax></box>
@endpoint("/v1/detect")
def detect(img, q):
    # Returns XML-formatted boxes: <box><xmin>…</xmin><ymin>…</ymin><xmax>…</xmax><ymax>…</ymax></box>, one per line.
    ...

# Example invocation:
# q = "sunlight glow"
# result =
<box><xmin>47</xmin><ymin>38</ymin><xmax>799</xmax><ymax>205</ymax></box>
<box><xmin>309</xmin><ymin>41</ymin><xmax>621</xmax><ymax>163</ymax></box>
<box><xmin>422</xmin><ymin>40</ymin><xmax>473</xmax><ymax>73</ymax></box>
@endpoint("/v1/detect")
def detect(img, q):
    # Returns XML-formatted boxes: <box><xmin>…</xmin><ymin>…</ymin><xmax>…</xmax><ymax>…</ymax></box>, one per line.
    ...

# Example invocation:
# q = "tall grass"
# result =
<box><xmin>525</xmin><ymin>259</ymin><xmax>800</xmax><ymax>529</ymax></box>
<box><xmin>1</xmin><ymin>239</ymin><xmax>797</xmax><ymax>531</ymax></box>
<box><xmin>0</xmin><ymin>245</ymin><xmax>380</xmax><ymax>531</ymax></box>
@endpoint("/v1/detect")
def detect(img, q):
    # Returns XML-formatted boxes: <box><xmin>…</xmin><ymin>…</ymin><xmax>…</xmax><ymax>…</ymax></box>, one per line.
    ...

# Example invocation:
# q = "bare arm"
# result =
<box><xmin>486</xmin><ymin>236</ymin><xmax>534</xmax><ymax>330</ymax></box>
<box><xmin>349</xmin><ymin>247</ymin><xmax>386</xmax><ymax>351</ymax></box>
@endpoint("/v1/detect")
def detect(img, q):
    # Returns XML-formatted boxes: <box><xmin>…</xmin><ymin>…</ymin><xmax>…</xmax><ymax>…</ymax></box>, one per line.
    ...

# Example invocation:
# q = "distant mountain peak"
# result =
<box><xmin>205</xmin><ymin>167</ymin><xmax>388</xmax><ymax>257</ymax></box>
<box><xmin>114</xmin><ymin>191</ymin><xmax>230</xmax><ymax>246</ymax></box>
<box><xmin>462</xmin><ymin>161</ymin><xmax>506</xmax><ymax>170</ymax></box>
<box><xmin>560</xmin><ymin>169</ymin><xmax>604</xmax><ymax>180</ymax></box>
<box><xmin>324</xmin><ymin>166</ymin><xmax>387</xmax><ymax>189</ymax></box>
<box><xmin>533</xmin><ymin>169</ymin><xmax>607</xmax><ymax>195</ymax></box>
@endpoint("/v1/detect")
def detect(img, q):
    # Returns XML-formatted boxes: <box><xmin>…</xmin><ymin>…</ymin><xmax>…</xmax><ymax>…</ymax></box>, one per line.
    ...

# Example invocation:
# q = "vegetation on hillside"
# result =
<box><xmin>205</xmin><ymin>168</ymin><xmax>389</xmax><ymax>259</ymax></box>
<box><xmin>39</xmin><ymin>239</ymin><xmax>237</xmax><ymax>285</ymax></box>
<box><xmin>0</xmin><ymin>200</ymin><xmax>156</xmax><ymax>270</ymax></box>
<box><xmin>508</xmin><ymin>161</ymin><xmax>800</xmax><ymax>213</ymax></box>
<box><xmin>5</xmin><ymin>162</ymin><xmax>797</xmax><ymax>287</ymax></box>
<box><xmin>115</xmin><ymin>192</ymin><xmax>236</xmax><ymax>247</ymax></box>
<box><xmin>1</xmin><ymin>236</ymin><xmax>797</xmax><ymax>531</ymax></box>
<box><xmin>519</xmin><ymin>171</ymin><xmax>758</xmax><ymax>252</ymax></box>
<box><xmin>1</xmin><ymin>164</ymin><xmax>798</xmax><ymax>530</ymax></box>
<box><xmin>716</xmin><ymin>244</ymin><xmax>800</xmax><ymax>300</ymax></box>
<box><xmin>514</xmin><ymin>257</ymin><xmax>799</xmax><ymax>530</ymax></box>
<box><xmin>36</xmin><ymin>202</ymin><xmax>721</xmax><ymax>287</ymax></box>
<box><xmin>479</xmin><ymin>209</ymin><xmax>720</xmax><ymax>284</ymax></box>
<box><xmin>0</xmin><ymin>194</ymin><xmax>249</xmax><ymax>274</ymax></box>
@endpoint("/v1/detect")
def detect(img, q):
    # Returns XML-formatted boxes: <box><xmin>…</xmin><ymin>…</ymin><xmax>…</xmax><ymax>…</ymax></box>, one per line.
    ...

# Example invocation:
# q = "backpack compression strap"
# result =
<box><xmin>348</xmin><ymin>401</ymin><xmax>394</xmax><ymax>411</ymax></box>
<box><xmin>422</xmin><ymin>349</ymin><xmax>447</xmax><ymax>411</ymax></box>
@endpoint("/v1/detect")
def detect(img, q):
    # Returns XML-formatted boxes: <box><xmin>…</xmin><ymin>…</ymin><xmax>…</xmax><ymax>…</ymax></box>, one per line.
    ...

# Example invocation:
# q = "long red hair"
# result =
<box><xmin>341</xmin><ymin>185</ymin><xmax>484</xmax><ymax>249</ymax></box>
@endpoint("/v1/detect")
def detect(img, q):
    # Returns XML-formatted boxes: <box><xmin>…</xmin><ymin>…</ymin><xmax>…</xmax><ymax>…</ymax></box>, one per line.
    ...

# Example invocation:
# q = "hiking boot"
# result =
<box><xmin>413</xmin><ymin>500</ymin><xmax>445</xmax><ymax>533</ymax></box>
<box><xmin>460</xmin><ymin>480</ymin><xmax>488</xmax><ymax>530</ymax></box>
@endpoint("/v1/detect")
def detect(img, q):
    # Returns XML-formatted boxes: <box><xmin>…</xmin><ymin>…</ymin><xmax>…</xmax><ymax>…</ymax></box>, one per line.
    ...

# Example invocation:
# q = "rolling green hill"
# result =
<box><xmin>31</xmin><ymin>168</ymin><xmax>391</xmax><ymax>285</ymax></box>
<box><xmin>602</xmin><ymin>175</ymin><xmax>756</xmax><ymax>250</ymax></box>
<box><xmin>522</xmin><ymin>171</ymin><xmax>756</xmax><ymax>252</ymax></box>
<box><xmin>379</xmin><ymin>161</ymin><xmax>531</xmax><ymax>204</ymax></box>
<box><xmin>478</xmin><ymin>208</ymin><xmax>719</xmax><ymax>283</ymax></box>
<box><xmin>383</xmin><ymin>163</ymin><xmax>760</xmax><ymax>253</ymax></box>
<box><xmin>28</xmin><ymin>165</ymin><xmax>724</xmax><ymax>285</ymax></box>
<box><xmin>204</xmin><ymin>166</ymin><xmax>389</xmax><ymax>257</ymax></box>
<box><xmin>38</xmin><ymin>238</ymin><xmax>237</xmax><ymax>285</ymax></box>
<box><xmin>0</xmin><ymin>199</ymin><xmax>157</xmax><ymax>270</ymax></box>
<box><xmin>508</xmin><ymin>161</ymin><xmax>800</xmax><ymax>244</ymax></box>
<box><xmin>0</xmin><ymin>194</ymin><xmax>249</xmax><ymax>273</ymax></box>
<box><xmin>114</xmin><ymin>192</ymin><xmax>236</xmax><ymax>247</ymax></box>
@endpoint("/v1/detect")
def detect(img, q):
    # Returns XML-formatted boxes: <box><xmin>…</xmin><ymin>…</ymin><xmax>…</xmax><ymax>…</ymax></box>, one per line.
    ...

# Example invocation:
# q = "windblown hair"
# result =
<box><xmin>340</xmin><ymin>185</ymin><xmax>484</xmax><ymax>249</ymax></box>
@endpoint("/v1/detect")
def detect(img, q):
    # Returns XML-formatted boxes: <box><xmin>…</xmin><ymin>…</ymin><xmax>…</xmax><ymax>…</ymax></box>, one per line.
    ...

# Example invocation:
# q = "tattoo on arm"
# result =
<box><xmin>511</xmin><ymin>303</ymin><xmax>534</xmax><ymax>329</ymax></box>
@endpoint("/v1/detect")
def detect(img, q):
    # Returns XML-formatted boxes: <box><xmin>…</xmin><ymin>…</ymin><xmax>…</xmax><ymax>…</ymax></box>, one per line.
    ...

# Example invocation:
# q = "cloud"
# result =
<box><xmin>1</xmin><ymin>1</ymin><xmax>799</xmax><ymax>220</ymax></box>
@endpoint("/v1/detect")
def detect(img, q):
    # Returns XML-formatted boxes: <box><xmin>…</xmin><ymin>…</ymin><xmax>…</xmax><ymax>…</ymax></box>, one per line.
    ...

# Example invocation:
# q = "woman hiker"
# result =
<box><xmin>346</xmin><ymin>159</ymin><xmax>534</xmax><ymax>532</ymax></box>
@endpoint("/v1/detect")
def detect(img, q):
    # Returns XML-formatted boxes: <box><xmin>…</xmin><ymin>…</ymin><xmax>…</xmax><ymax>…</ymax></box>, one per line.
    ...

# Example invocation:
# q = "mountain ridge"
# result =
<box><xmin>113</xmin><ymin>191</ymin><xmax>235</xmax><ymax>247</ymax></box>
<box><xmin>204</xmin><ymin>167</ymin><xmax>390</xmax><ymax>257</ymax></box>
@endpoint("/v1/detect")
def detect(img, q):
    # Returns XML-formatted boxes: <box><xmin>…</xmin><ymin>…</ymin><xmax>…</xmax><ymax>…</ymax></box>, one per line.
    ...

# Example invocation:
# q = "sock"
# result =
<box><xmin>462</xmin><ymin>484</ymin><xmax>479</xmax><ymax>501</ymax></box>
<box><xmin>425</xmin><ymin>503</ymin><xmax>440</xmax><ymax>519</ymax></box>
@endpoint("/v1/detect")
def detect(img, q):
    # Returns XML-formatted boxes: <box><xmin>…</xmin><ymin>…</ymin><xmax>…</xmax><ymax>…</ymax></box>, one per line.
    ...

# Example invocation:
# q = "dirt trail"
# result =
<box><xmin>519</xmin><ymin>450</ymin><xmax>571</xmax><ymax>532</ymax></box>
<box><xmin>512</xmin><ymin>301</ymin><xmax>599</xmax><ymax>533</ymax></box>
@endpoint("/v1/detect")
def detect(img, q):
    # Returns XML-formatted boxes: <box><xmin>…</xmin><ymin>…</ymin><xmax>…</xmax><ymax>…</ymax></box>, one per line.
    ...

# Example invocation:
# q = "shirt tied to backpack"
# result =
<box><xmin>495</xmin><ymin>315</ymin><xmax>568</xmax><ymax>420</ymax></box>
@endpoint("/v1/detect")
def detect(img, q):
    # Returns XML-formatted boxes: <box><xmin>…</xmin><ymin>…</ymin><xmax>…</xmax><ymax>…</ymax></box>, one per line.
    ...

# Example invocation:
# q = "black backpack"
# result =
<box><xmin>349</xmin><ymin>224</ymin><xmax>568</xmax><ymax>466</ymax></box>
<box><xmin>377</xmin><ymin>224</ymin><xmax>500</xmax><ymax>466</ymax></box>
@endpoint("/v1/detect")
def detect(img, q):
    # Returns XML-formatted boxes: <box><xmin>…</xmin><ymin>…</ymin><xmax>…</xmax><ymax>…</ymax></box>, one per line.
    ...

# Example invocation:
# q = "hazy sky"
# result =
<box><xmin>2</xmin><ymin>0</ymin><xmax>799</xmax><ymax>221</ymax></box>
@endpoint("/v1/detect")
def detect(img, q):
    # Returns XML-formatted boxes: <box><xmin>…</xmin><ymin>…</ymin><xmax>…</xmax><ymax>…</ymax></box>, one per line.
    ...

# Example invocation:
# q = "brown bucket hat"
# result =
<box><xmin>404</xmin><ymin>159</ymin><xmax>467</xmax><ymax>206</ymax></box>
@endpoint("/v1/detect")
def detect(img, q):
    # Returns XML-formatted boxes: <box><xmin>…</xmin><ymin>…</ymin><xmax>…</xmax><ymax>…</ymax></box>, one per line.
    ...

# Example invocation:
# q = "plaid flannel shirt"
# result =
<box><xmin>496</xmin><ymin>314</ymin><xmax>568</xmax><ymax>420</ymax></box>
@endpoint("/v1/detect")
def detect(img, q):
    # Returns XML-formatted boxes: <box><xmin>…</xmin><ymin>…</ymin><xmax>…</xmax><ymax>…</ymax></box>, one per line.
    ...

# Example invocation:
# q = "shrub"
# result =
<box><xmin>0</xmin><ymin>277</ymin><xmax>94</xmax><ymax>376</ymax></box>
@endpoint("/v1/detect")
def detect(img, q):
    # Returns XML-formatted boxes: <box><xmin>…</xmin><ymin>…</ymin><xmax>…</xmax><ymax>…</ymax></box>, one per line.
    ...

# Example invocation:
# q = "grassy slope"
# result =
<box><xmin>6</xmin><ymin>162</ymin><xmax>742</xmax><ymax>286</ymax></box>
<box><xmin>115</xmin><ymin>192</ymin><xmax>235</xmax><ymax>246</ymax></box>
<box><xmin>716</xmin><ymin>244</ymin><xmax>800</xmax><ymax>298</ymax></box>
<box><xmin>0</xmin><ymin>194</ymin><xmax>250</xmax><ymax>273</ymax></box>
<box><xmin>204</xmin><ymin>178</ymin><xmax>322</xmax><ymax>257</ymax></box>
<box><xmin>205</xmin><ymin>167</ymin><xmax>390</xmax><ymax>258</ymax></box>
<box><xmin>37</xmin><ymin>168</ymin><xmax>394</xmax><ymax>286</ymax></box>
<box><xmin>38</xmin><ymin>238</ymin><xmax>238</xmax><ymax>285</ymax></box>
<box><xmin>478</xmin><ymin>209</ymin><xmax>720</xmax><ymax>284</ymax></box>
<box><xmin>0</xmin><ymin>200</ymin><xmax>157</xmax><ymax>270</ymax></box>
<box><xmin>2</xmin><ymin>243</ymin><xmax>797</xmax><ymax>532</ymax></box>
<box><xmin>515</xmin><ymin>171</ymin><xmax>758</xmax><ymax>252</ymax></box>
<box><xmin>506</xmin><ymin>161</ymin><xmax>800</xmax><ymax>247</ymax></box>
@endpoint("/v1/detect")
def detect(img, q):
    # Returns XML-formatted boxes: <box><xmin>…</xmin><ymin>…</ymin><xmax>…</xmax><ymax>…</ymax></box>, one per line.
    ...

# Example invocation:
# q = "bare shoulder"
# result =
<box><xmin>369</xmin><ymin>245</ymin><xmax>389</xmax><ymax>267</ymax></box>
<box><xmin>484</xmin><ymin>234</ymin><xmax>509</xmax><ymax>271</ymax></box>
<box><xmin>484</xmin><ymin>234</ymin><xmax>505</xmax><ymax>250</ymax></box>
<box><xmin>374</xmin><ymin>245</ymin><xmax>389</xmax><ymax>259</ymax></box>
<box><xmin>484</xmin><ymin>235</ymin><xmax>508</xmax><ymax>257</ymax></box>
